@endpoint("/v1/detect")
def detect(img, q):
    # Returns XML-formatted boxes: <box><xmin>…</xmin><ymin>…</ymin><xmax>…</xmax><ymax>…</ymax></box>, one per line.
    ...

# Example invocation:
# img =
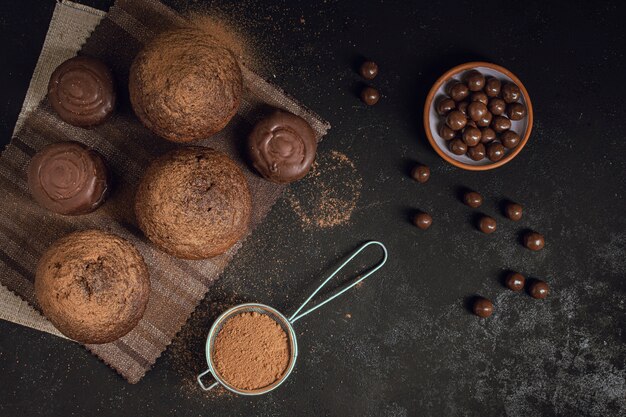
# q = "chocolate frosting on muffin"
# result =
<box><xmin>129</xmin><ymin>27</ymin><xmax>243</xmax><ymax>142</ymax></box>
<box><xmin>248</xmin><ymin>110</ymin><xmax>317</xmax><ymax>183</ymax></box>
<box><xmin>35</xmin><ymin>230</ymin><xmax>150</xmax><ymax>344</ymax></box>
<box><xmin>135</xmin><ymin>147</ymin><xmax>251</xmax><ymax>259</ymax></box>
<box><xmin>47</xmin><ymin>56</ymin><xmax>115</xmax><ymax>128</ymax></box>
<box><xmin>27</xmin><ymin>141</ymin><xmax>110</xmax><ymax>215</ymax></box>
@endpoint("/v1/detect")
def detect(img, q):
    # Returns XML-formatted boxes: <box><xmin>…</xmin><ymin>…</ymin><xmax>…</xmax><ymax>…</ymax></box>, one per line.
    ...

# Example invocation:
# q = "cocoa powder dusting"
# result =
<box><xmin>212</xmin><ymin>312</ymin><xmax>291</xmax><ymax>391</ymax></box>
<box><xmin>287</xmin><ymin>150</ymin><xmax>362</xmax><ymax>229</ymax></box>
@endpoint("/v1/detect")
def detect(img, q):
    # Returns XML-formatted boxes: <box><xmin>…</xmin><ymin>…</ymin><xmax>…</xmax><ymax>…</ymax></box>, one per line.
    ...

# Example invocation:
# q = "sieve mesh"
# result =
<box><xmin>205</xmin><ymin>303</ymin><xmax>298</xmax><ymax>396</ymax></box>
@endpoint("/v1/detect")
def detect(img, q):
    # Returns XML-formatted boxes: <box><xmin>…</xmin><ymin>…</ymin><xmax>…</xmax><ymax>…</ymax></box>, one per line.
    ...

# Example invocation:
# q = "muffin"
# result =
<box><xmin>27</xmin><ymin>141</ymin><xmax>110</xmax><ymax>215</ymax></box>
<box><xmin>129</xmin><ymin>27</ymin><xmax>243</xmax><ymax>142</ymax></box>
<box><xmin>35</xmin><ymin>230</ymin><xmax>150</xmax><ymax>344</ymax></box>
<box><xmin>135</xmin><ymin>147</ymin><xmax>251</xmax><ymax>259</ymax></box>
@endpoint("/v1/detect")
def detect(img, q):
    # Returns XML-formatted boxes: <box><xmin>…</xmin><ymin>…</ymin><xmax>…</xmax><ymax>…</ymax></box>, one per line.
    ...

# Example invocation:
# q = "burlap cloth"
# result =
<box><xmin>0</xmin><ymin>0</ymin><xmax>330</xmax><ymax>383</ymax></box>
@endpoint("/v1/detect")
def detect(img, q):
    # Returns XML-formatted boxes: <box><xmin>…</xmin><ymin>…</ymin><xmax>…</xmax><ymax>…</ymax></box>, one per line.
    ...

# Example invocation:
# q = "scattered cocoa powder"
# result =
<box><xmin>286</xmin><ymin>150</ymin><xmax>362</xmax><ymax>229</ymax></box>
<box><xmin>212</xmin><ymin>312</ymin><xmax>291</xmax><ymax>391</ymax></box>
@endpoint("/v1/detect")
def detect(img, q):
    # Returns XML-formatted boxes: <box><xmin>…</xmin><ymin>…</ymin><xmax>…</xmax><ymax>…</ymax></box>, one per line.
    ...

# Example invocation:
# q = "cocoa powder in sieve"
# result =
<box><xmin>212</xmin><ymin>312</ymin><xmax>290</xmax><ymax>391</ymax></box>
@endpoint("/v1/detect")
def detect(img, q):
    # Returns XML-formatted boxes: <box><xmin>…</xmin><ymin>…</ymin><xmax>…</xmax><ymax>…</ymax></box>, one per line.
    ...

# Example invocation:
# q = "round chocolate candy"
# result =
<box><xmin>501</xmin><ymin>130</ymin><xmax>521</xmax><ymax>149</ymax></box>
<box><xmin>462</xmin><ymin>127</ymin><xmax>481</xmax><ymax>147</ymax></box>
<box><xmin>492</xmin><ymin>116</ymin><xmax>512</xmax><ymax>133</ymax></box>
<box><xmin>476</xmin><ymin>111</ymin><xmax>493</xmax><ymax>127</ymax></box>
<box><xmin>471</xmin><ymin>91</ymin><xmax>488</xmax><ymax>105</ymax></box>
<box><xmin>463</xmin><ymin>191</ymin><xmax>483</xmax><ymax>208</ymax></box>
<box><xmin>456</xmin><ymin>101</ymin><xmax>469</xmax><ymax>116</ymax></box>
<box><xmin>479</xmin><ymin>215</ymin><xmax>497</xmax><ymax>234</ymax></box>
<box><xmin>437</xmin><ymin>98</ymin><xmax>456</xmax><ymax>116</ymax></box>
<box><xmin>465</xmin><ymin>70</ymin><xmax>485</xmax><ymax>92</ymax></box>
<box><xmin>529</xmin><ymin>280</ymin><xmax>549</xmax><ymax>299</ymax></box>
<box><xmin>466</xmin><ymin>119</ymin><xmax>477</xmax><ymax>128</ymax></box>
<box><xmin>505</xmin><ymin>272</ymin><xmax>526</xmax><ymax>291</ymax></box>
<box><xmin>446</xmin><ymin>110</ymin><xmax>467</xmax><ymax>131</ymax></box>
<box><xmin>502</xmin><ymin>83</ymin><xmax>521</xmax><ymax>103</ymax></box>
<box><xmin>449</xmin><ymin>82</ymin><xmax>469</xmax><ymax>101</ymax></box>
<box><xmin>524</xmin><ymin>232</ymin><xmax>545</xmax><ymax>251</ymax></box>
<box><xmin>449</xmin><ymin>138</ymin><xmax>468</xmax><ymax>155</ymax></box>
<box><xmin>480</xmin><ymin>127</ymin><xmax>497</xmax><ymax>143</ymax></box>
<box><xmin>361</xmin><ymin>86</ymin><xmax>380</xmax><ymax>105</ymax></box>
<box><xmin>487</xmin><ymin>142</ymin><xmax>506</xmax><ymax>162</ymax></box>
<box><xmin>413</xmin><ymin>212</ymin><xmax>432</xmax><ymax>230</ymax></box>
<box><xmin>248</xmin><ymin>110</ymin><xmax>318</xmax><ymax>183</ymax></box>
<box><xmin>359</xmin><ymin>61</ymin><xmax>378</xmax><ymax>80</ymax></box>
<box><xmin>505</xmin><ymin>202</ymin><xmax>523</xmax><ymax>221</ymax></box>
<box><xmin>507</xmin><ymin>102</ymin><xmax>526</xmax><ymax>120</ymax></box>
<box><xmin>439</xmin><ymin>124</ymin><xmax>456</xmax><ymax>140</ymax></box>
<box><xmin>473</xmin><ymin>297</ymin><xmax>493</xmax><ymax>318</ymax></box>
<box><xmin>27</xmin><ymin>141</ymin><xmax>110</xmax><ymax>215</ymax></box>
<box><xmin>488</xmin><ymin>98</ymin><xmax>507</xmax><ymax>116</ymax></box>
<box><xmin>467</xmin><ymin>143</ymin><xmax>486</xmax><ymax>161</ymax></box>
<box><xmin>411</xmin><ymin>165</ymin><xmax>430</xmax><ymax>183</ymax></box>
<box><xmin>48</xmin><ymin>56</ymin><xmax>116</xmax><ymax>128</ymax></box>
<box><xmin>484</xmin><ymin>77</ymin><xmax>501</xmax><ymax>98</ymax></box>
<box><xmin>468</xmin><ymin>102</ymin><xmax>488</xmax><ymax>122</ymax></box>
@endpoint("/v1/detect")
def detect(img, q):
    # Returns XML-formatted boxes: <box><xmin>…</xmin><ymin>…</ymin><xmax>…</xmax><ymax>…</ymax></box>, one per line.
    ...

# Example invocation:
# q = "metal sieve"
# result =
<box><xmin>197</xmin><ymin>241</ymin><xmax>388</xmax><ymax>395</ymax></box>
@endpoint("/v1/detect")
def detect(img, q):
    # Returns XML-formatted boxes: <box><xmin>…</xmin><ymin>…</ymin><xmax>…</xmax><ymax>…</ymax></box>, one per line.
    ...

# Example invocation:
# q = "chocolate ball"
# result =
<box><xmin>462</xmin><ymin>127</ymin><xmax>482</xmax><ymax>147</ymax></box>
<box><xmin>476</xmin><ymin>111</ymin><xmax>493</xmax><ymax>127</ymax></box>
<box><xmin>411</xmin><ymin>165</ymin><xmax>430</xmax><ymax>183</ymax></box>
<box><xmin>466</xmin><ymin>119</ymin><xmax>477</xmax><ymax>128</ymax></box>
<box><xmin>507</xmin><ymin>102</ymin><xmax>526</xmax><ymax>120</ymax></box>
<box><xmin>488</xmin><ymin>98</ymin><xmax>507</xmax><ymax>116</ymax></box>
<box><xmin>505</xmin><ymin>202</ymin><xmax>523</xmax><ymax>221</ymax></box>
<box><xmin>437</xmin><ymin>98</ymin><xmax>456</xmax><ymax>116</ymax></box>
<box><xmin>468</xmin><ymin>102</ymin><xmax>488</xmax><ymax>122</ymax></box>
<box><xmin>487</xmin><ymin>142</ymin><xmax>506</xmax><ymax>162</ymax></box>
<box><xmin>529</xmin><ymin>280</ymin><xmax>549</xmax><ymax>299</ymax></box>
<box><xmin>456</xmin><ymin>100</ymin><xmax>469</xmax><ymax>116</ymax></box>
<box><xmin>359</xmin><ymin>61</ymin><xmax>378</xmax><ymax>80</ymax></box>
<box><xmin>439</xmin><ymin>124</ymin><xmax>456</xmax><ymax>140</ymax></box>
<box><xmin>446</xmin><ymin>110</ymin><xmax>467</xmax><ymax>131</ymax></box>
<box><xmin>502</xmin><ymin>83</ymin><xmax>521</xmax><ymax>103</ymax></box>
<box><xmin>480</xmin><ymin>127</ymin><xmax>497</xmax><ymax>143</ymax></box>
<box><xmin>463</xmin><ymin>191</ymin><xmax>483</xmax><ymax>208</ymax></box>
<box><xmin>501</xmin><ymin>130</ymin><xmax>521</xmax><ymax>149</ymax></box>
<box><xmin>465</xmin><ymin>70</ymin><xmax>485</xmax><ymax>92</ymax></box>
<box><xmin>449</xmin><ymin>138</ymin><xmax>468</xmax><ymax>155</ymax></box>
<box><xmin>505</xmin><ymin>272</ymin><xmax>526</xmax><ymax>292</ymax></box>
<box><xmin>473</xmin><ymin>297</ymin><xmax>493</xmax><ymax>318</ymax></box>
<box><xmin>484</xmin><ymin>77</ymin><xmax>501</xmax><ymax>97</ymax></box>
<box><xmin>492</xmin><ymin>115</ymin><xmax>512</xmax><ymax>133</ymax></box>
<box><xmin>524</xmin><ymin>232</ymin><xmax>545</xmax><ymax>251</ymax></box>
<box><xmin>413</xmin><ymin>212</ymin><xmax>432</xmax><ymax>230</ymax></box>
<box><xmin>361</xmin><ymin>86</ymin><xmax>380</xmax><ymax>105</ymax></box>
<box><xmin>479</xmin><ymin>216</ymin><xmax>497</xmax><ymax>234</ymax></box>
<box><xmin>471</xmin><ymin>91</ymin><xmax>488</xmax><ymax>105</ymax></box>
<box><xmin>449</xmin><ymin>82</ymin><xmax>469</xmax><ymax>101</ymax></box>
<box><xmin>467</xmin><ymin>143</ymin><xmax>486</xmax><ymax>161</ymax></box>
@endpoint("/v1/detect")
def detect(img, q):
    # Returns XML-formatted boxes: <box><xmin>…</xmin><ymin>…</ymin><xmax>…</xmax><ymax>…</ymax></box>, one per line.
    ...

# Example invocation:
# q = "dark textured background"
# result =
<box><xmin>1</xmin><ymin>1</ymin><xmax>625</xmax><ymax>416</ymax></box>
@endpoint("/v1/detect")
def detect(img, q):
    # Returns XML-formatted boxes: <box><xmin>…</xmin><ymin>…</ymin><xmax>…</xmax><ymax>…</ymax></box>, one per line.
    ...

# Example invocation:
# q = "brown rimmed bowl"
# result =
<box><xmin>423</xmin><ymin>62</ymin><xmax>533</xmax><ymax>171</ymax></box>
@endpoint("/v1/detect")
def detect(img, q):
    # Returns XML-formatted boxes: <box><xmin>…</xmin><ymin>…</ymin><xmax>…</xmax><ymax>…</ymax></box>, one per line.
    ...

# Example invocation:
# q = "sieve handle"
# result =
<box><xmin>289</xmin><ymin>241</ymin><xmax>388</xmax><ymax>324</ymax></box>
<box><xmin>197</xmin><ymin>369</ymin><xmax>220</xmax><ymax>391</ymax></box>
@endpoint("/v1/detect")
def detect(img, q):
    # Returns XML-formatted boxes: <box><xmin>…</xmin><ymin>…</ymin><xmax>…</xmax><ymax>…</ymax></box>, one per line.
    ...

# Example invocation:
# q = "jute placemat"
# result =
<box><xmin>0</xmin><ymin>0</ymin><xmax>330</xmax><ymax>383</ymax></box>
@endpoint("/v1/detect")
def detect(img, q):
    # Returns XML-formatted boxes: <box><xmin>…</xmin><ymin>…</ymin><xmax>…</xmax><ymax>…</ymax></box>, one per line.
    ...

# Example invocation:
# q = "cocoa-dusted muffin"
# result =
<box><xmin>135</xmin><ymin>147</ymin><xmax>251</xmax><ymax>259</ymax></box>
<box><xmin>129</xmin><ymin>27</ymin><xmax>243</xmax><ymax>142</ymax></box>
<box><xmin>35</xmin><ymin>230</ymin><xmax>150</xmax><ymax>344</ymax></box>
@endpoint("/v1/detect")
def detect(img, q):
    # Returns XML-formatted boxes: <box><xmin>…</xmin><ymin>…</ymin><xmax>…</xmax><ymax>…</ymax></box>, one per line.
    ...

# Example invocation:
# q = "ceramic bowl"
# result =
<box><xmin>423</xmin><ymin>62</ymin><xmax>533</xmax><ymax>171</ymax></box>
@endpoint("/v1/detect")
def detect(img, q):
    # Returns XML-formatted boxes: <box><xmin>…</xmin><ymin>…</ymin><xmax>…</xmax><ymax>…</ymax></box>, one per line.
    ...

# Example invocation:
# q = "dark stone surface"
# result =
<box><xmin>1</xmin><ymin>1</ymin><xmax>625</xmax><ymax>416</ymax></box>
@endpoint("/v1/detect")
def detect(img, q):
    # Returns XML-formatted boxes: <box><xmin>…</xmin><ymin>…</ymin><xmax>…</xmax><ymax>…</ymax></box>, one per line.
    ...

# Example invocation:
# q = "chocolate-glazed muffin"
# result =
<box><xmin>28</xmin><ymin>141</ymin><xmax>109</xmax><ymax>215</ymax></box>
<box><xmin>129</xmin><ymin>27</ymin><xmax>243</xmax><ymax>143</ymax></box>
<box><xmin>248</xmin><ymin>110</ymin><xmax>317</xmax><ymax>184</ymax></box>
<box><xmin>35</xmin><ymin>230</ymin><xmax>150</xmax><ymax>344</ymax></box>
<box><xmin>48</xmin><ymin>56</ymin><xmax>115</xmax><ymax>128</ymax></box>
<box><xmin>135</xmin><ymin>147</ymin><xmax>251</xmax><ymax>259</ymax></box>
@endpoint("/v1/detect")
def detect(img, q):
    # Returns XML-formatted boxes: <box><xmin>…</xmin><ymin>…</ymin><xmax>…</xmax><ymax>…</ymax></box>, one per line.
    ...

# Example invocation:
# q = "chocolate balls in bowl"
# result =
<box><xmin>424</xmin><ymin>62</ymin><xmax>533</xmax><ymax>170</ymax></box>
